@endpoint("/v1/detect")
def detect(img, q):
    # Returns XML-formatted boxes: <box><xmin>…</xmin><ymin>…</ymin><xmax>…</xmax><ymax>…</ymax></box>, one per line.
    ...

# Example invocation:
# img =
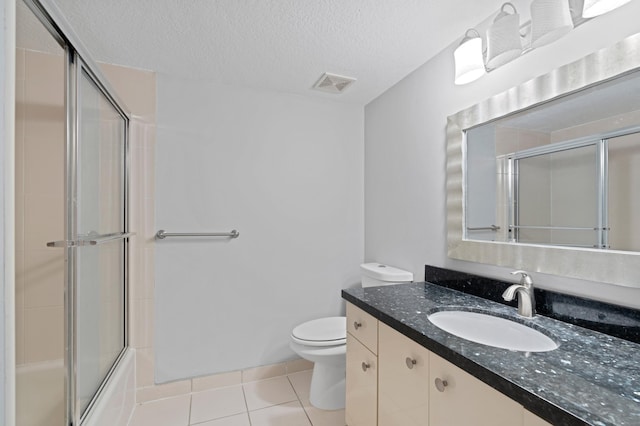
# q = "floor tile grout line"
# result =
<box><xmin>287</xmin><ymin>373</ymin><xmax>314</xmax><ymax>425</ymax></box>
<box><xmin>187</xmin><ymin>393</ymin><xmax>193</xmax><ymax>426</ymax></box>
<box><xmin>188</xmin><ymin>412</ymin><xmax>249</xmax><ymax>426</ymax></box>
<box><xmin>130</xmin><ymin>371</ymin><xmax>322</xmax><ymax>426</ymax></box>
<box><xmin>240</xmin><ymin>381</ymin><xmax>253</xmax><ymax>426</ymax></box>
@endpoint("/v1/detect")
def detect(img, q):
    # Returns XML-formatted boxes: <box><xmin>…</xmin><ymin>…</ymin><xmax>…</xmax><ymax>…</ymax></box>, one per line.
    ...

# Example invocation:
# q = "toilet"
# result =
<box><xmin>289</xmin><ymin>262</ymin><xmax>413</xmax><ymax>410</ymax></box>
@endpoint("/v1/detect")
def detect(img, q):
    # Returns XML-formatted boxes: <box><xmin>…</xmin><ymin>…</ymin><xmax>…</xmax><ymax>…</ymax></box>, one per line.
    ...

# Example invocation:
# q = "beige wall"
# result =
<box><xmin>605</xmin><ymin>133</ymin><xmax>640</xmax><ymax>251</ymax></box>
<box><xmin>15</xmin><ymin>47</ymin><xmax>65</xmax><ymax>365</ymax></box>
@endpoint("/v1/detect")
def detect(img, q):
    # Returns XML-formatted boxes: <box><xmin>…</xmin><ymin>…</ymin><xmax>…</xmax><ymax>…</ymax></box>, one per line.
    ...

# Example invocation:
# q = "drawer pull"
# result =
<box><xmin>435</xmin><ymin>377</ymin><xmax>448</xmax><ymax>392</ymax></box>
<box><xmin>353</xmin><ymin>321</ymin><xmax>362</xmax><ymax>330</ymax></box>
<box><xmin>361</xmin><ymin>362</ymin><xmax>371</xmax><ymax>372</ymax></box>
<box><xmin>405</xmin><ymin>357</ymin><xmax>417</xmax><ymax>369</ymax></box>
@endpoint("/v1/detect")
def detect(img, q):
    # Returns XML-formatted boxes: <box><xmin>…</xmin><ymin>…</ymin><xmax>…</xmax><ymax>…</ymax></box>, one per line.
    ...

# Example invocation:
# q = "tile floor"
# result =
<box><xmin>128</xmin><ymin>370</ymin><xmax>346</xmax><ymax>426</ymax></box>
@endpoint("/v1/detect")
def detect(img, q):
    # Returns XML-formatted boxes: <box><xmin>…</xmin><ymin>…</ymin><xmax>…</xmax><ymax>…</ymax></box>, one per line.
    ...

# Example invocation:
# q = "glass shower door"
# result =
<box><xmin>513</xmin><ymin>144</ymin><xmax>601</xmax><ymax>247</ymax></box>
<box><xmin>73</xmin><ymin>62</ymin><xmax>128</xmax><ymax>421</ymax></box>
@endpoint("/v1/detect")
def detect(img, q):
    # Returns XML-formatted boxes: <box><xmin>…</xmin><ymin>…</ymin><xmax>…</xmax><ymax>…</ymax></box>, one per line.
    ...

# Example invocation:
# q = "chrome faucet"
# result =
<box><xmin>502</xmin><ymin>270</ymin><xmax>536</xmax><ymax>318</ymax></box>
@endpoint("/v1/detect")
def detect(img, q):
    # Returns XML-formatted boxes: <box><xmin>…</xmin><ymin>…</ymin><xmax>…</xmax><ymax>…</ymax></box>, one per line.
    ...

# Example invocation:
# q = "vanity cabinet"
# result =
<box><xmin>345</xmin><ymin>302</ymin><xmax>553</xmax><ymax>426</ymax></box>
<box><xmin>429</xmin><ymin>352</ymin><xmax>521</xmax><ymax>426</ymax></box>
<box><xmin>345</xmin><ymin>304</ymin><xmax>378</xmax><ymax>426</ymax></box>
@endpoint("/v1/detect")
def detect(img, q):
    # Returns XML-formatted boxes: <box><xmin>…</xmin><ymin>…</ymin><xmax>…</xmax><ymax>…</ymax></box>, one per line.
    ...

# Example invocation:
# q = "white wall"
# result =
<box><xmin>365</xmin><ymin>2</ymin><xmax>640</xmax><ymax>309</ymax></box>
<box><xmin>155</xmin><ymin>75</ymin><xmax>364</xmax><ymax>382</ymax></box>
<box><xmin>0</xmin><ymin>0</ymin><xmax>6</xmax><ymax>417</ymax></box>
<box><xmin>2</xmin><ymin>0</ymin><xmax>16</xmax><ymax>422</ymax></box>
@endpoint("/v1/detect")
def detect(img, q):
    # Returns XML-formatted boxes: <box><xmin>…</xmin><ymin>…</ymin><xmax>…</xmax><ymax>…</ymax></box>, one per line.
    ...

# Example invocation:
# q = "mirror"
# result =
<box><xmin>465</xmin><ymin>71</ymin><xmax>640</xmax><ymax>251</ymax></box>
<box><xmin>447</xmin><ymin>32</ymin><xmax>640</xmax><ymax>287</ymax></box>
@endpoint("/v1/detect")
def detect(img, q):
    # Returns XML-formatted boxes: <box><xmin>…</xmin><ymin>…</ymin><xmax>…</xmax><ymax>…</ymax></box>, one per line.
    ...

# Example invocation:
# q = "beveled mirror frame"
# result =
<box><xmin>447</xmin><ymin>32</ymin><xmax>640</xmax><ymax>287</ymax></box>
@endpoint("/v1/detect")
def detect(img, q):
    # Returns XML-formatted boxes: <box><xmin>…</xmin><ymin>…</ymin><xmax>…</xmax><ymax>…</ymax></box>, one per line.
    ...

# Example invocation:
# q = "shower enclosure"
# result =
<box><xmin>16</xmin><ymin>0</ymin><xmax>130</xmax><ymax>424</ymax></box>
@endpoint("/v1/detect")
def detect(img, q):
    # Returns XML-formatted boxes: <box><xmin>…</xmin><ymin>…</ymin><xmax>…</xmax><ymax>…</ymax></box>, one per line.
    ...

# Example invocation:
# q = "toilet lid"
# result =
<box><xmin>292</xmin><ymin>317</ymin><xmax>346</xmax><ymax>345</ymax></box>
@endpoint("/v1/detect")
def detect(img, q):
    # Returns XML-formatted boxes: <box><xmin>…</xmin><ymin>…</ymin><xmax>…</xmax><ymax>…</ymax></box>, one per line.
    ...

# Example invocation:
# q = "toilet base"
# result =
<box><xmin>309</xmin><ymin>361</ymin><xmax>346</xmax><ymax>410</ymax></box>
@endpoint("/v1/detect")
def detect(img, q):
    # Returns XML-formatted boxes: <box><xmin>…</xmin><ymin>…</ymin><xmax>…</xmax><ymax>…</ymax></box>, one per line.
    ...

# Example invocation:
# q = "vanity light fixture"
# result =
<box><xmin>582</xmin><ymin>0</ymin><xmax>632</xmax><ymax>17</ymax></box>
<box><xmin>530</xmin><ymin>0</ymin><xmax>574</xmax><ymax>48</ymax></box>
<box><xmin>454</xmin><ymin>29</ymin><xmax>486</xmax><ymax>85</ymax></box>
<box><xmin>454</xmin><ymin>0</ymin><xmax>583</xmax><ymax>85</ymax></box>
<box><xmin>453</xmin><ymin>0</ymin><xmax>635</xmax><ymax>85</ymax></box>
<box><xmin>486</xmin><ymin>2</ymin><xmax>523</xmax><ymax>69</ymax></box>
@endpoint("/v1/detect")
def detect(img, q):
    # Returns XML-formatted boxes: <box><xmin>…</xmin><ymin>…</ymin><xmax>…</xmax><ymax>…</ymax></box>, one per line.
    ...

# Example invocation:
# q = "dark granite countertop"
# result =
<box><xmin>342</xmin><ymin>282</ymin><xmax>640</xmax><ymax>426</ymax></box>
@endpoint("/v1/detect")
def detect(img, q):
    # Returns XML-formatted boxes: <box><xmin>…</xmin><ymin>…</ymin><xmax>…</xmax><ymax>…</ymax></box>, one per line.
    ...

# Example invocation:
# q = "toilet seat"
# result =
<box><xmin>291</xmin><ymin>316</ymin><xmax>346</xmax><ymax>347</ymax></box>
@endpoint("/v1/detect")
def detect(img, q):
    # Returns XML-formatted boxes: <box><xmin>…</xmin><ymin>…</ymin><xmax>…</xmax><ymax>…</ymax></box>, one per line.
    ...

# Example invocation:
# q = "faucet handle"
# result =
<box><xmin>510</xmin><ymin>270</ymin><xmax>533</xmax><ymax>286</ymax></box>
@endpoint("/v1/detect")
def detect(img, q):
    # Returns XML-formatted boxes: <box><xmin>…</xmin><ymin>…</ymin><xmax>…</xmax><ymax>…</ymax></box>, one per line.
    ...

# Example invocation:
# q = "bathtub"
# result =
<box><xmin>16</xmin><ymin>348</ymin><xmax>136</xmax><ymax>426</ymax></box>
<box><xmin>16</xmin><ymin>359</ymin><xmax>65</xmax><ymax>426</ymax></box>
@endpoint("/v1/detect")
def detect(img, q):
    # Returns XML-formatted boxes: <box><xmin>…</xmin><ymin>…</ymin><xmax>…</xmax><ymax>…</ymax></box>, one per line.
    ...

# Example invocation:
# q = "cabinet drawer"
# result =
<box><xmin>346</xmin><ymin>303</ymin><xmax>378</xmax><ymax>354</ymax></box>
<box><xmin>346</xmin><ymin>333</ymin><xmax>377</xmax><ymax>426</ymax></box>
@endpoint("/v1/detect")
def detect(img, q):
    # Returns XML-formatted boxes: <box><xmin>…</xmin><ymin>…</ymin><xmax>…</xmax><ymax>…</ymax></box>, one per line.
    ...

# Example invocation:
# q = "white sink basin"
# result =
<box><xmin>428</xmin><ymin>310</ymin><xmax>558</xmax><ymax>352</ymax></box>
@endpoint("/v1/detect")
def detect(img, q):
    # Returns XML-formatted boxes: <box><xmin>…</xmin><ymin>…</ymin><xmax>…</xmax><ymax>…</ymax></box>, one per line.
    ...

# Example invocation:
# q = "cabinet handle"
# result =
<box><xmin>405</xmin><ymin>357</ymin><xmax>417</xmax><ymax>369</ymax></box>
<box><xmin>353</xmin><ymin>321</ymin><xmax>362</xmax><ymax>330</ymax></box>
<box><xmin>361</xmin><ymin>362</ymin><xmax>371</xmax><ymax>372</ymax></box>
<box><xmin>435</xmin><ymin>377</ymin><xmax>448</xmax><ymax>392</ymax></box>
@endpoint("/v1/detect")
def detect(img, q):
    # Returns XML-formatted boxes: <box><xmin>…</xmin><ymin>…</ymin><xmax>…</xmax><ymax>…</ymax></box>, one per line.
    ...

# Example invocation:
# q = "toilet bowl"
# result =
<box><xmin>289</xmin><ymin>262</ymin><xmax>413</xmax><ymax>410</ymax></box>
<box><xmin>289</xmin><ymin>317</ymin><xmax>347</xmax><ymax>410</ymax></box>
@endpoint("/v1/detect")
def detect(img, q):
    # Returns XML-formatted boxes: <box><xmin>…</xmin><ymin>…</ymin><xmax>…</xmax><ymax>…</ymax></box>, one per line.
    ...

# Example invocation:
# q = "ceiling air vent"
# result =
<box><xmin>312</xmin><ymin>72</ymin><xmax>356</xmax><ymax>94</ymax></box>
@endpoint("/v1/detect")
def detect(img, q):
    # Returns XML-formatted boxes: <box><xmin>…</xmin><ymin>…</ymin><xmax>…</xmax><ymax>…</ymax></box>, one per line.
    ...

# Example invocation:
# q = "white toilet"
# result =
<box><xmin>289</xmin><ymin>262</ymin><xmax>413</xmax><ymax>410</ymax></box>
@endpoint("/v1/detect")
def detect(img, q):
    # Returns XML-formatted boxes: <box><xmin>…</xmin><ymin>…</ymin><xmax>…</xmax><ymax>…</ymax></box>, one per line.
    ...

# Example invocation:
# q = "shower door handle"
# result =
<box><xmin>46</xmin><ymin>240</ymin><xmax>82</xmax><ymax>248</ymax></box>
<box><xmin>46</xmin><ymin>232</ymin><xmax>135</xmax><ymax>247</ymax></box>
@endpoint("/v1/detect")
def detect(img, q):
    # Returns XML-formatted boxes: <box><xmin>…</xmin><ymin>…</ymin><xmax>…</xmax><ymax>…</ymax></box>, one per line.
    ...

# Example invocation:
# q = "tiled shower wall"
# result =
<box><xmin>15</xmin><ymin>47</ymin><xmax>158</xmax><ymax>378</ymax></box>
<box><xmin>15</xmin><ymin>48</ymin><xmax>65</xmax><ymax>366</ymax></box>
<box><xmin>17</xmin><ymin>47</ymin><xmax>159</xmax><ymax>397</ymax></box>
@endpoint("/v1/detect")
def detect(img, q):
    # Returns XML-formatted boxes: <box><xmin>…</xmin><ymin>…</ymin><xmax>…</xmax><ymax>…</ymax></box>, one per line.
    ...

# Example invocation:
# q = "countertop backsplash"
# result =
<box><xmin>424</xmin><ymin>265</ymin><xmax>640</xmax><ymax>344</ymax></box>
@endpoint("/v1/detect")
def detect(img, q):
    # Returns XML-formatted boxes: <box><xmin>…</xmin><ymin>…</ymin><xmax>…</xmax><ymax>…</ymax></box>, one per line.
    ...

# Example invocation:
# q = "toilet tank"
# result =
<box><xmin>360</xmin><ymin>263</ymin><xmax>413</xmax><ymax>288</ymax></box>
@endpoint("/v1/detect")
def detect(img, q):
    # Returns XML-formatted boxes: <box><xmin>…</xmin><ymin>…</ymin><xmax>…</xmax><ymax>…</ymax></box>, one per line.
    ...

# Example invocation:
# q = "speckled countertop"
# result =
<box><xmin>342</xmin><ymin>282</ymin><xmax>640</xmax><ymax>426</ymax></box>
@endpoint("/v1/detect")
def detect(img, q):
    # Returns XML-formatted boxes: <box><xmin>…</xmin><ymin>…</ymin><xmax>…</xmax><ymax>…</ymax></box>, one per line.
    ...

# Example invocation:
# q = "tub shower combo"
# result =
<box><xmin>16</xmin><ymin>0</ymin><xmax>131</xmax><ymax>424</ymax></box>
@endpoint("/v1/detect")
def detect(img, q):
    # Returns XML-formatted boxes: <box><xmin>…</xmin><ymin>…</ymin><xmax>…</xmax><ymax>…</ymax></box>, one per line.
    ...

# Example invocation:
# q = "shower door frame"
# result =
<box><xmin>69</xmin><ymin>56</ymin><xmax>131</xmax><ymax>424</ymax></box>
<box><xmin>21</xmin><ymin>1</ymin><xmax>132</xmax><ymax>425</ymax></box>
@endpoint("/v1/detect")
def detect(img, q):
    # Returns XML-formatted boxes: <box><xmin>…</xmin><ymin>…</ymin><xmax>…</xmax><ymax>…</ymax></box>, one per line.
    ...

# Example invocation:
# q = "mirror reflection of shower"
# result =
<box><xmin>16</xmin><ymin>1</ymin><xmax>66</xmax><ymax>425</ymax></box>
<box><xmin>464</xmin><ymin>69</ymin><xmax>640</xmax><ymax>252</ymax></box>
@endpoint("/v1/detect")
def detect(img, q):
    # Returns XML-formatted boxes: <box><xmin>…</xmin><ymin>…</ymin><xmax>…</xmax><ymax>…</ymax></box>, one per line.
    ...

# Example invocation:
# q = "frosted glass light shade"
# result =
<box><xmin>454</xmin><ymin>36</ymin><xmax>486</xmax><ymax>85</ymax></box>
<box><xmin>530</xmin><ymin>0</ymin><xmax>574</xmax><ymax>48</ymax></box>
<box><xmin>486</xmin><ymin>4</ymin><xmax>522</xmax><ymax>69</ymax></box>
<box><xmin>582</xmin><ymin>0</ymin><xmax>632</xmax><ymax>17</ymax></box>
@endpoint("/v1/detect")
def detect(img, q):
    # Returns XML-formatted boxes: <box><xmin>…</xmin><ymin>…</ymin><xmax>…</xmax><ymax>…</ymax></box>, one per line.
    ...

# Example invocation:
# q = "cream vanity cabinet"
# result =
<box><xmin>429</xmin><ymin>352</ymin><xmax>522</xmax><ymax>425</ymax></box>
<box><xmin>345</xmin><ymin>302</ymin><xmax>552</xmax><ymax>426</ymax></box>
<box><xmin>346</xmin><ymin>303</ymin><xmax>379</xmax><ymax>426</ymax></box>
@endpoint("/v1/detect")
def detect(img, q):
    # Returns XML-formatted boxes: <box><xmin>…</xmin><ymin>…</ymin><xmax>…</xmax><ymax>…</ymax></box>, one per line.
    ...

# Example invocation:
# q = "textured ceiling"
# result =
<box><xmin>49</xmin><ymin>0</ymin><xmax>506</xmax><ymax>105</ymax></box>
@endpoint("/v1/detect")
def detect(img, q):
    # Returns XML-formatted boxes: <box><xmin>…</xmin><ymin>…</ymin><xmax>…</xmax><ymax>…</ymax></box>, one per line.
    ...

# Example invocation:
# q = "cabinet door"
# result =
<box><xmin>378</xmin><ymin>323</ymin><xmax>430</xmax><ymax>426</ymax></box>
<box><xmin>347</xmin><ymin>303</ymin><xmax>378</xmax><ymax>354</ymax></box>
<box><xmin>429</xmin><ymin>353</ymin><xmax>522</xmax><ymax>426</ymax></box>
<box><xmin>346</xmin><ymin>333</ymin><xmax>377</xmax><ymax>426</ymax></box>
